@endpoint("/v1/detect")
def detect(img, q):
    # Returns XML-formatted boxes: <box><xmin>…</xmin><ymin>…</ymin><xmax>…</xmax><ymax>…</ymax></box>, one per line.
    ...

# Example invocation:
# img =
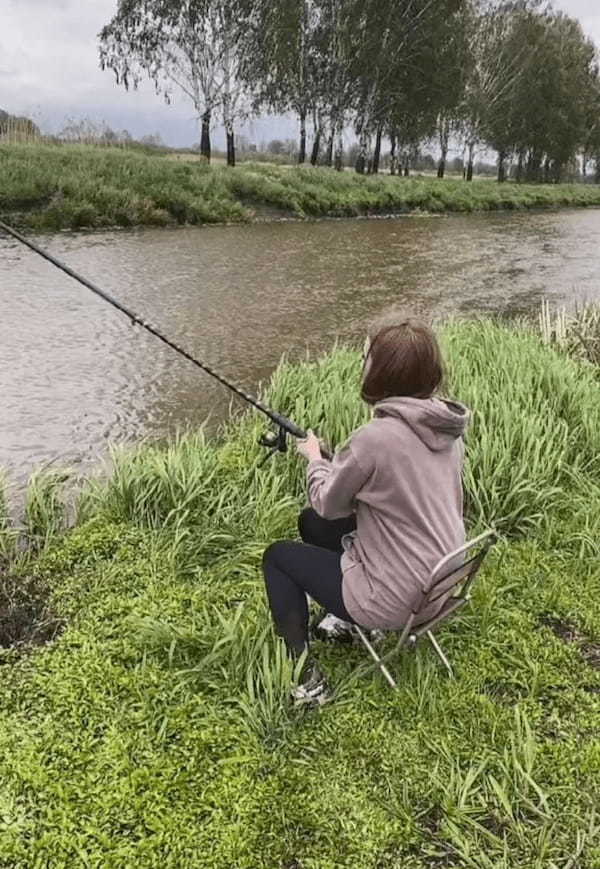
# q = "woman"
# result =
<box><xmin>262</xmin><ymin>320</ymin><xmax>469</xmax><ymax>705</ymax></box>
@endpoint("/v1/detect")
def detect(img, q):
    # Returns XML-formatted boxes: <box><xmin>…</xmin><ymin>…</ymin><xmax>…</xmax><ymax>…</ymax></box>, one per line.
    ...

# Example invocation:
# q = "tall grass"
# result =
<box><xmin>539</xmin><ymin>299</ymin><xmax>600</xmax><ymax>364</ymax></box>
<box><xmin>133</xmin><ymin>608</ymin><xmax>301</xmax><ymax>745</ymax></box>
<box><xmin>3</xmin><ymin>142</ymin><xmax>600</xmax><ymax>231</ymax></box>
<box><xmin>444</xmin><ymin>320</ymin><xmax>600</xmax><ymax>534</ymax></box>
<box><xmin>24</xmin><ymin>470</ymin><xmax>68</xmax><ymax>552</ymax></box>
<box><xmin>0</xmin><ymin>474</ymin><xmax>18</xmax><ymax>565</ymax></box>
<box><xmin>0</xmin><ymin>116</ymin><xmax>41</xmax><ymax>145</ymax></box>
<box><xmin>74</xmin><ymin>320</ymin><xmax>600</xmax><ymax>548</ymax></box>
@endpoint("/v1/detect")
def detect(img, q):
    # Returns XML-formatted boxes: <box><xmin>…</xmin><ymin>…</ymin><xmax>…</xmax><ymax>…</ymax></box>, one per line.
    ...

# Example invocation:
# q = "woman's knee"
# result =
<box><xmin>262</xmin><ymin>540</ymin><xmax>292</xmax><ymax>572</ymax></box>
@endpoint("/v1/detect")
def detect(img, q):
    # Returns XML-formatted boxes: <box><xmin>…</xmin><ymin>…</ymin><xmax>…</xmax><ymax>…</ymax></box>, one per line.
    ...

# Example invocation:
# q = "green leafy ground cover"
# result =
<box><xmin>3</xmin><ymin>143</ymin><xmax>600</xmax><ymax>231</ymax></box>
<box><xmin>1</xmin><ymin>321</ymin><xmax>600</xmax><ymax>867</ymax></box>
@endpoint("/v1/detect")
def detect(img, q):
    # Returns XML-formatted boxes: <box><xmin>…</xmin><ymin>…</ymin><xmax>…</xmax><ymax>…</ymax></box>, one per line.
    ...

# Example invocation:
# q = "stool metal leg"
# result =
<box><xmin>354</xmin><ymin>626</ymin><xmax>397</xmax><ymax>689</ymax></box>
<box><xmin>427</xmin><ymin>631</ymin><xmax>453</xmax><ymax>678</ymax></box>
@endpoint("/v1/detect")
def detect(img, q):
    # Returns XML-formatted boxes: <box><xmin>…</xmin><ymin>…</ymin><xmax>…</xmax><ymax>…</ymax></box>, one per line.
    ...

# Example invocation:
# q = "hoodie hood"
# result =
<box><xmin>374</xmin><ymin>396</ymin><xmax>470</xmax><ymax>452</ymax></box>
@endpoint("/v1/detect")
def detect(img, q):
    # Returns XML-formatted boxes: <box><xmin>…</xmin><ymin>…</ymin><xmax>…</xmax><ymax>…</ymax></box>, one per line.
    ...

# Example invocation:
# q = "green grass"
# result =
<box><xmin>3</xmin><ymin>142</ymin><xmax>600</xmax><ymax>231</ymax></box>
<box><xmin>1</xmin><ymin>320</ymin><xmax>600</xmax><ymax>867</ymax></box>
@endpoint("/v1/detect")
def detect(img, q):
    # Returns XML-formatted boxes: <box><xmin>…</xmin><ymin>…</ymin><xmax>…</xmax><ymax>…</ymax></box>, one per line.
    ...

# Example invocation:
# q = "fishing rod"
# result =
<box><xmin>0</xmin><ymin>219</ymin><xmax>328</xmax><ymax>464</ymax></box>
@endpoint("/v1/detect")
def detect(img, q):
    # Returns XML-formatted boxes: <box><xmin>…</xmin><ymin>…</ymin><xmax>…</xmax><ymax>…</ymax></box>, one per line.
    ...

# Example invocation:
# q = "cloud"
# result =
<box><xmin>0</xmin><ymin>0</ymin><xmax>218</xmax><ymax>144</ymax></box>
<box><xmin>0</xmin><ymin>0</ymin><xmax>597</xmax><ymax>148</ymax></box>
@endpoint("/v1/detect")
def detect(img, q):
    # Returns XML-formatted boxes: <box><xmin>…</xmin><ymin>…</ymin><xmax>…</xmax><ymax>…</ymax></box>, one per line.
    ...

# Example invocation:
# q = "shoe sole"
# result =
<box><xmin>312</xmin><ymin>627</ymin><xmax>358</xmax><ymax>645</ymax></box>
<box><xmin>292</xmin><ymin>690</ymin><xmax>332</xmax><ymax>708</ymax></box>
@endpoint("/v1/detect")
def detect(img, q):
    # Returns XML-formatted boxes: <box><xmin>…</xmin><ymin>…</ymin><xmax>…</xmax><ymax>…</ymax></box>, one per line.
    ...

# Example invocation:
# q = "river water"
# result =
<box><xmin>2</xmin><ymin>209</ymin><xmax>600</xmax><ymax>485</ymax></box>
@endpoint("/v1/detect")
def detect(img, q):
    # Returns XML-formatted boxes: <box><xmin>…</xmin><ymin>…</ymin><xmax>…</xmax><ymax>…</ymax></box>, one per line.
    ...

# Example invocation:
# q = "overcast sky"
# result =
<box><xmin>1</xmin><ymin>0</ymin><xmax>599</xmax><ymax>149</ymax></box>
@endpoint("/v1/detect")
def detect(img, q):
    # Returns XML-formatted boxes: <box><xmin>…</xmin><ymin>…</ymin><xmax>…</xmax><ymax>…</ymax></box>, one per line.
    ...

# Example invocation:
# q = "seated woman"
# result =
<box><xmin>262</xmin><ymin>320</ymin><xmax>469</xmax><ymax>705</ymax></box>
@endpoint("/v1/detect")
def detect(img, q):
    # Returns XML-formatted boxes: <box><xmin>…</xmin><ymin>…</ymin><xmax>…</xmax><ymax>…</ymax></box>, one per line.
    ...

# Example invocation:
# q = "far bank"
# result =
<box><xmin>3</xmin><ymin>143</ymin><xmax>600</xmax><ymax>232</ymax></box>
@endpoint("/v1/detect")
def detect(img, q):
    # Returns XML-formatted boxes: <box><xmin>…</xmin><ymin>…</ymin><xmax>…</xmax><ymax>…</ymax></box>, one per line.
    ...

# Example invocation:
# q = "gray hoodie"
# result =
<box><xmin>307</xmin><ymin>396</ymin><xmax>469</xmax><ymax>630</ymax></box>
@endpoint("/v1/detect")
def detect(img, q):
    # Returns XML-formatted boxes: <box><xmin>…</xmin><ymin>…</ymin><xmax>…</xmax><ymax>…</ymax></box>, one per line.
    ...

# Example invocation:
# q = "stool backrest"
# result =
<box><xmin>352</xmin><ymin>528</ymin><xmax>498</xmax><ymax>688</ymax></box>
<box><xmin>414</xmin><ymin>529</ymin><xmax>497</xmax><ymax>622</ymax></box>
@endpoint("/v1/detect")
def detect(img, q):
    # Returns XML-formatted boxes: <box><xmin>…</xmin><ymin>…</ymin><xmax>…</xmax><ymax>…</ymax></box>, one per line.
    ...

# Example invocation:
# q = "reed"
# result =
<box><xmin>539</xmin><ymin>298</ymin><xmax>600</xmax><ymax>364</ymax></box>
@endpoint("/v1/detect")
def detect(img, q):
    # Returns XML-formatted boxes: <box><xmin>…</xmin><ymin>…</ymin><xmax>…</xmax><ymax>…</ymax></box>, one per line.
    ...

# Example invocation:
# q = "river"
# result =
<box><xmin>2</xmin><ymin>209</ymin><xmax>600</xmax><ymax>486</ymax></box>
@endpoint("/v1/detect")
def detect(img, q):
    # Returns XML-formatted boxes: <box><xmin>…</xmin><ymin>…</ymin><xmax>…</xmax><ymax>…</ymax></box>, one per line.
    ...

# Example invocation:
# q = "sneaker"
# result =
<box><xmin>313</xmin><ymin>613</ymin><xmax>357</xmax><ymax>644</ymax></box>
<box><xmin>291</xmin><ymin>661</ymin><xmax>331</xmax><ymax>706</ymax></box>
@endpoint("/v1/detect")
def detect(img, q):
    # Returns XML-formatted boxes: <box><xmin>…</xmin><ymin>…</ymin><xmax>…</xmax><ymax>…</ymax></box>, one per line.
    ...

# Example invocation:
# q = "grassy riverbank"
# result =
<box><xmin>3</xmin><ymin>142</ymin><xmax>600</xmax><ymax>231</ymax></box>
<box><xmin>1</xmin><ymin>318</ymin><xmax>600</xmax><ymax>867</ymax></box>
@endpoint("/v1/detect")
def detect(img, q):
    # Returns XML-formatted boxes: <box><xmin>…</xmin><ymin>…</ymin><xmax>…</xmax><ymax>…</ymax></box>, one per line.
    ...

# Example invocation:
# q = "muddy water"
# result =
<box><xmin>2</xmin><ymin>209</ymin><xmax>600</xmax><ymax>484</ymax></box>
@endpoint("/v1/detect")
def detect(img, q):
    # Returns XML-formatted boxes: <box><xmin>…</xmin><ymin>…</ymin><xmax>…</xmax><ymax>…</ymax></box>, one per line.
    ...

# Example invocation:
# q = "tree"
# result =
<box><xmin>485</xmin><ymin>7</ymin><xmax>597</xmax><ymax>183</ymax></box>
<box><xmin>459</xmin><ymin>1</ymin><xmax>535</xmax><ymax>182</ymax></box>
<box><xmin>582</xmin><ymin>63</ymin><xmax>600</xmax><ymax>180</ymax></box>
<box><xmin>100</xmin><ymin>0</ymin><xmax>250</xmax><ymax>165</ymax></box>
<box><xmin>237</xmin><ymin>0</ymin><xmax>324</xmax><ymax>164</ymax></box>
<box><xmin>542</xmin><ymin>14</ymin><xmax>597</xmax><ymax>182</ymax></box>
<box><xmin>96</xmin><ymin>0</ymin><xmax>600</xmax><ymax>185</ymax></box>
<box><xmin>315</xmin><ymin>0</ymin><xmax>355</xmax><ymax>168</ymax></box>
<box><xmin>140</xmin><ymin>132</ymin><xmax>165</xmax><ymax>148</ymax></box>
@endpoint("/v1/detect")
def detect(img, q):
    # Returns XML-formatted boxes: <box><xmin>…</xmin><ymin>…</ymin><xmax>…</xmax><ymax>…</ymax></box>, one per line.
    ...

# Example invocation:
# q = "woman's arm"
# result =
<box><xmin>297</xmin><ymin>431</ymin><xmax>371</xmax><ymax>520</ymax></box>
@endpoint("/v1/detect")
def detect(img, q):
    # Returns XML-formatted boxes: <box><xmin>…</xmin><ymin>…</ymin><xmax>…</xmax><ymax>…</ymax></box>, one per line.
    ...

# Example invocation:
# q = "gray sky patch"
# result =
<box><xmin>0</xmin><ymin>0</ymin><xmax>597</xmax><ymax>148</ymax></box>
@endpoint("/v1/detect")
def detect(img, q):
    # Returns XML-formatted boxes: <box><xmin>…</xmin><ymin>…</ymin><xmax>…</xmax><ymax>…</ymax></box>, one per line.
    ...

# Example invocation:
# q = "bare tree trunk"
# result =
<box><xmin>298</xmin><ymin>109</ymin><xmax>307</xmax><ymax>164</ymax></box>
<box><xmin>222</xmin><ymin>74</ymin><xmax>235</xmax><ymax>168</ymax></box>
<box><xmin>371</xmin><ymin>126</ymin><xmax>383</xmax><ymax>175</ymax></box>
<box><xmin>355</xmin><ymin>124</ymin><xmax>368</xmax><ymax>174</ymax></box>
<box><xmin>526</xmin><ymin>150</ymin><xmax>542</xmax><ymax>183</ymax></box>
<box><xmin>200</xmin><ymin>110</ymin><xmax>211</xmax><ymax>162</ymax></box>
<box><xmin>226</xmin><ymin>124</ymin><xmax>235</xmax><ymax>167</ymax></box>
<box><xmin>404</xmin><ymin>165</ymin><xmax>409</xmax><ymax>177</ymax></box>
<box><xmin>552</xmin><ymin>161</ymin><xmax>562</xmax><ymax>184</ymax></box>
<box><xmin>543</xmin><ymin>157</ymin><xmax>551</xmax><ymax>184</ymax></box>
<box><xmin>324</xmin><ymin>124</ymin><xmax>334</xmax><ymax>167</ymax></box>
<box><xmin>334</xmin><ymin>128</ymin><xmax>344</xmax><ymax>171</ymax></box>
<box><xmin>516</xmin><ymin>150</ymin><xmax>524</xmax><ymax>183</ymax></box>
<box><xmin>389</xmin><ymin>131</ymin><xmax>397</xmax><ymax>176</ymax></box>
<box><xmin>466</xmin><ymin>141</ymin><xmax>475</xmax><ymax>182</ymax></box>
<box><xmin>437</xmin><ymin>118</ymin><xmax>449</xmax><ymax>179</ymax></box>
<box><xmin>310</xmin><ymin>109</ymin><xmax>321</xmax><ymax>166</ymax></box>
<box><xmin>497</xmin><ymin>150</ymin><xmax>507</xmax><ymax>183</ymax></box>
<box><xmin>310</xmin><ymin>134</ymin><xmax>321</xmax><ymax>165</ymax></box>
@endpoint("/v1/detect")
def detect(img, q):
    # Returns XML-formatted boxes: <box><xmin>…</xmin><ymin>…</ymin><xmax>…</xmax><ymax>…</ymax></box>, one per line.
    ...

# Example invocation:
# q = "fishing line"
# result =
<box><xmin>0</xmin><ymin>219</ymin><xmax>323</xmax><ymax>462</ymax></box>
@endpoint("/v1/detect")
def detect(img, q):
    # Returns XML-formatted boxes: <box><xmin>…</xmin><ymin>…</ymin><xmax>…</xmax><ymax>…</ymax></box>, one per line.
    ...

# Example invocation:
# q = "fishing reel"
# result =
<box><xmin>257</xmin><ymin>426</ymin><xmax>289</xmax><ymax>466</ymax></box>
<box><xmin>257</xmin><ymin>425</ymin><xmax>333</xmax><ymax>467</ymax></box>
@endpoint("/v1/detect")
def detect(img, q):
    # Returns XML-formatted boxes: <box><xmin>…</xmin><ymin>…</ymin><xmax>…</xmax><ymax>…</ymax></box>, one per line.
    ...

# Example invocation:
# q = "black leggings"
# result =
<box><xmin>262</xmin><ymin>508</ymin><xmax>357</xmax><ymax>655</ymax></box>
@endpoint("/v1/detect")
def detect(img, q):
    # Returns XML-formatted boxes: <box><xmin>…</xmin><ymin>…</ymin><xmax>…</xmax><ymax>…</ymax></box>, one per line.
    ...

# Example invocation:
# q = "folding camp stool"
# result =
<box><xmin>353</xmin><ymin>529</ymin><xmax>497</xmax><ymax>688</ymax></box>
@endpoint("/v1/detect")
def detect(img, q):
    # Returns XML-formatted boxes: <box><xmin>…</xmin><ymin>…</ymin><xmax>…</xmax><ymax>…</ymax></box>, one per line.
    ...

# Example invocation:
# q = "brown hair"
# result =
<box><xmin>361</xmin><ymin>320</ymin><xmax>444</xmax><ymax>405</ymax></box>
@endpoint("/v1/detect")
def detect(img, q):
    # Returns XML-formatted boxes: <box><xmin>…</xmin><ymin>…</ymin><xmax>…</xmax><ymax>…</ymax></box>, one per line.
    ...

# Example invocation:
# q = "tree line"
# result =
<box><xmin>99</xmin><ymin>0</ymin><xmax>600</xmax><ymax>183</ymax></box>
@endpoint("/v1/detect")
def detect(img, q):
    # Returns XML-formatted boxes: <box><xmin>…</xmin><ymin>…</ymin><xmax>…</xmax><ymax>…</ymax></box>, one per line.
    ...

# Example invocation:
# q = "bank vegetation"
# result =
<box><xmin>1</xmin><ymin>313</ymin><xmax>599</xmax><ymax>867</ymax></box>
<box><xmin>4</xmin><ymin>143</ymin><xmax>600</xmax><ymax>232</ymax></box>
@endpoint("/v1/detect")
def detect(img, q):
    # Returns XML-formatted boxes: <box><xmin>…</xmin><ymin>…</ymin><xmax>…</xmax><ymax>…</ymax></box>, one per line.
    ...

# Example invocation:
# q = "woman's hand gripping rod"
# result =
<box><xmin>258</xmin><ymin>414</ymin><xmax>333</xmax><ymax>466</ymax></box>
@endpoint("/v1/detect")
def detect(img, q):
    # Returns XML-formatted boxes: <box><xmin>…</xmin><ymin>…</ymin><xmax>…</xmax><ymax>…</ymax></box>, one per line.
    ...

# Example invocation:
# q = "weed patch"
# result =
<box><xmin>540</xmin><ymin>614</ymin><xmax>600</xmax><ymax>670</ymax></box>
<box><xmin>0</xmin><ymin>569</ymin><xmax>62</xmax><ymax>654</ymax></box>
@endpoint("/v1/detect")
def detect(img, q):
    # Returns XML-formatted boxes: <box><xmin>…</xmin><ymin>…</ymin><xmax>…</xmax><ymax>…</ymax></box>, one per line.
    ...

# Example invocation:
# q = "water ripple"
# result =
<box><xmin>2</xmin><ymin>210</ymin><xmax>600</xmax><ymax>484</ymax></box>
